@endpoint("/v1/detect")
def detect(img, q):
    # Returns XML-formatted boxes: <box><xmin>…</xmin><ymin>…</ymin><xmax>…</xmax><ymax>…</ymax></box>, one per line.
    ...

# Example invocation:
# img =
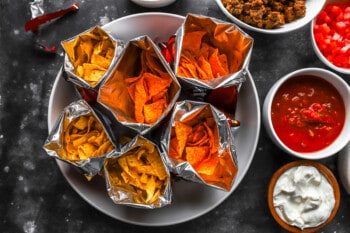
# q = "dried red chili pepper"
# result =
<box><xmin>159</xmin><ymin>35</ymin><xmax>176</xmax><ymax>66</ymax></box>
<box><xmin>25</xmin><ymin>3</ymin><xmax>79</xmax><ymax>32</ymax></box>
<box><xmin>34</xmin><ymin>40</ymin><xmax>57</xmax><ymax>54</ymax></box>
<box><xmin>77</xmin><ymin>87</ymin><xmax>98</xmax><ymax>104</ymax></box>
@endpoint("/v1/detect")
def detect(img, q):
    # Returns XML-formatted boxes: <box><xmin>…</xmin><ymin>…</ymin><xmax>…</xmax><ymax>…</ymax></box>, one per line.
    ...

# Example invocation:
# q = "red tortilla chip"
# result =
<box><xmin>144</xmin><ymin>72</ymin><xmax>172</xmax><ymax>98</ymax></box>
<box><xmin>185</xmin><ymin>146</ymin><xmax>210</xmax><ymax>167</ymax></box>
<box><xmin>182</xmin><ymin>31</ymin><xmax>207</xmax><ymax>54</ymax></box>
<box><xmin>144</xmin><ymin>98</ymin><xmax>167</xmax><ymax>124</ymax></box>
<box><xmin>196</xmin><ymin>154</ymin><xmax>219</xmax><ymax>176</ymax></box>
<box><xmin>209</xmin><ymin>48</ymin><xmax>229</xmax><ymax>78</ymax></box>
<box><xmin>174</xmin><ymin>121</ymin><xmax>193</xmax><ymax>158</ymax></box>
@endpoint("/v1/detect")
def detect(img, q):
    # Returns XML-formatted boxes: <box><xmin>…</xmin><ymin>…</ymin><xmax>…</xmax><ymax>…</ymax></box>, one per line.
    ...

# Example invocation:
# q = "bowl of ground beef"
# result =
<box><xmin>215</xmin><ymin>0</ymin><xmax>326</xmax><ymax>34</ymax></box>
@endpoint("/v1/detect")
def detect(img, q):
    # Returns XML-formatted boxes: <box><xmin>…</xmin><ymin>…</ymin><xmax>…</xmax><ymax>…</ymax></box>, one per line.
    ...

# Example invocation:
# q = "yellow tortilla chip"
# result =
<box><xmin>61</xmin><ymin>114</ymin><xmax>113</xmax><ymax>161</ymax></box>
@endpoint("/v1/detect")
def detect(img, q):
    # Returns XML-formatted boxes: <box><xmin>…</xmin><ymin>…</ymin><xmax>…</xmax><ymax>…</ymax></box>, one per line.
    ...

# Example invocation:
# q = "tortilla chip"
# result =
<box><xmin>124</xmin><ymin>50</ymin><xmax>173</xmax><ymax>124</ymax></box>
<box><xmin>185</xmin><ymin>146</ymin><xmax>209</xmax><ymax>167</ymax></box>
<box><xmin>174</xmin><ymin>121</ymin><xmax>193</xmax><ymax>158</ymax></box>
<box><xmin>144</xmin><ymin>72</ymin><xmax>172</xmax><ymax>98</ymax></box>
<box><xmin>182</xmin><ymin>31</ymin><xmax>207</xmax><ymax>55</ymax></box>
<box><xmin>196</xmin><ymin>153</ymin><xmax>219</xmax><ymax>176</ymax></box>
<box><xmin>144</xmin><ymin>98</ymin><xmax>167</xmax><ymax>124</ymax></box>
<box><xmin>197</xmin><ymin>55</ymin><xmax>214</xmax><ymax>80</ymax></box>
<box><xmin>209</xmin><ymin>48</ymin><xmax>229</xmax><ymax>78</ymax></box>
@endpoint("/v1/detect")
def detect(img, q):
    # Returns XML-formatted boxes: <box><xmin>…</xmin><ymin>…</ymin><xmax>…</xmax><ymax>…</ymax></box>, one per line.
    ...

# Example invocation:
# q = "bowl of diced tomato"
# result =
<box><xmin>263</xmin><ymin>68</ymin><xmax>350</xmax><ymax>160</ymax></box>
<box><xmin>311</xmin><ymin>0</ymin><xmax>350</xmax><ymax>74</ymax></box>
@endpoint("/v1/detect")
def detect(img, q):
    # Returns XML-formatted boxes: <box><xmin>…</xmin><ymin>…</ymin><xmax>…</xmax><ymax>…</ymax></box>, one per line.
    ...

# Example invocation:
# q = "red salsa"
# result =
<box><xmin>271</xmin><ymin>75</ymin><xmax>345</xmax><ymax>153</ymax></box>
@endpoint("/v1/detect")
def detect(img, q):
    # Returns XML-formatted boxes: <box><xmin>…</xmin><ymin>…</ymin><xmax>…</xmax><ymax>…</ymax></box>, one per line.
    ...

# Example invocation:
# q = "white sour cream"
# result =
<box><xmin>273</xmin><ymin>165</ymin><xmax>335</xmax><ymax>229</ymax></box>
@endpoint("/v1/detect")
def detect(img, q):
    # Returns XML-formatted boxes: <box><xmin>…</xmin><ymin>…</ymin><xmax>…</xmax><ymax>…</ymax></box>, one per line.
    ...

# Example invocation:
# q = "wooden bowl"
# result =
<box><xmin>268</xmin><ymin>160</ymin><xmax>340</xmax><ymax>232</ymax></box>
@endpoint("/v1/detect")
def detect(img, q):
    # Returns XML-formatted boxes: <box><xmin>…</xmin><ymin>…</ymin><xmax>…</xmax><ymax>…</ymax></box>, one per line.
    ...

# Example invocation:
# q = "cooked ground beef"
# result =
<box><xmin>222</xmin><ymin>0</ymin><xmax>306</xmax><ymax>29</ymax></box>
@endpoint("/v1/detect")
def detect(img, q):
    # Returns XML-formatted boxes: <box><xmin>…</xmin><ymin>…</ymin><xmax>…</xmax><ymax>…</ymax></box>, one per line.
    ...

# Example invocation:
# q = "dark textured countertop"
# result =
<box><xmin>1</xmin><ymin>0</ymin><xmax>350</xmax><ymax>232</ymax></box>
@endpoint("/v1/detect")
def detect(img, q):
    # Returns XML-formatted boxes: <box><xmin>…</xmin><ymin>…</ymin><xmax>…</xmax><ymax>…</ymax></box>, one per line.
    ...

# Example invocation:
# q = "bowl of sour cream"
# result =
<box><xmin>268</xmin><ymin>160</ymin><xmax>340</xmax><ymax>232</ymax></box>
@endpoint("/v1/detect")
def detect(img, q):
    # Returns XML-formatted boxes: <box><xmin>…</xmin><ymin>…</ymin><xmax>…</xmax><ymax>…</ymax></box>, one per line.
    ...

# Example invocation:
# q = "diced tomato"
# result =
<box><xmin>316</xmin><ymin>11</ymin><xmax>331</xmax><ymax>24</ymax></box>
<box><xmin>314</xmin><ymin>2</ymin><xmax>350</xmax><ymax>68</ymax></box>
<box><xmin>329</xmin><ymin>5</ymin><xmax>343</xmax><ymax>16</ymax></box>
<box><xmin>336</xmin><ymin>21</ymin><xmax>347</xmax><ymax>33</ymax></box>
<box><xmin>344</xmin><ymin>7</ymin><xmax>350</xmax><ymax>20</ymax></box>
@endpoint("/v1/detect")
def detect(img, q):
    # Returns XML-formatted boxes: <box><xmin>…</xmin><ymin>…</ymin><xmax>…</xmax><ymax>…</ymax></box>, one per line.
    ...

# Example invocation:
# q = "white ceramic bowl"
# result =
<box><xmin>263</xmin><ymin>68</ymin><xmax>350</xmax><ymax>159</ymax></box>
<box><xmin>311</xmin><ymin>1</ymin><xmax>350</xmax><ymax>75</ymax></box>
<box><xmin>215</xmin><ymin>0</ymin><xmax>326</xmax><ymax>34</ymax></box>
<box><xmin>130</xmin><ymin>0</ymin><xmax>176</xmax><ymax>8</ymax></box>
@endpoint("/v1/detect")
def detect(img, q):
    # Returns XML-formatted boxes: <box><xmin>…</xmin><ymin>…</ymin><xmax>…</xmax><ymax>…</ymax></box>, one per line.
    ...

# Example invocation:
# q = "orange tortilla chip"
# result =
<box><xmin>185</xmin><ymin>146</ymin><xmax>209</xmax><ymax>167</ymax></box>
<box><xmin>143</xmin><ymin>98</ymin><xmax>167</xmax><ymax>124</ymax></box>
<box><xmin>174</xmin><ymin>121</ymin><xmax>193</xmax><ymax>158</ymax></box>
<box><xmin>169</xmin><ymin>137</ymin><xmax>181</xmax><ymax>160</ymax></box>
<box><xmin>133</xmin><ymin>76</ymin><xmax>148</xmax><ymax>123</ymax></box>
<box><xmin>182</xmin><ymin>31</ymin><xmax>207</xmax><ymax>55</ymax></box>
<box><xmin>196</xmin><ymin>154</ymin><xmax>219</xmax><ymax>176</ymax></box>
<box><xmin>197</xmin><ymin>55</ymin><xmax>214</xmax><ymax>80</ymax></box>
<box><xmin>187</xmin><ymin>124</ymin><xmax>209</xmax><ymax>146</ymax></box>
<box><xmin>209</xmin><ymin>49</ymin><xmax>229</xmax><ymax>78</ymax></box>
<box><xmin>144</xmin><ymin>72</ymin><xmax>172</xmax><ymax>98</ymax></box>
<box><xmin>143</xmin><ymin>51</ymin><xmax>170</xmax><ymax>78</ymax></box>
<box><xmin>124</xmin><ymin>50</ymin><xmax>173</xmax><ymax>124</ymax></box>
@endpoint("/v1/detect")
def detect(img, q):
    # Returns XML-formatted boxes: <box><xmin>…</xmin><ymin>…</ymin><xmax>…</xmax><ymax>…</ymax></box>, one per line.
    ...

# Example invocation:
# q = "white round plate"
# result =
<box><xmin>48</xmin><ymin>12</ymin><xmax>260</xmax><ymax>226</ymax></box>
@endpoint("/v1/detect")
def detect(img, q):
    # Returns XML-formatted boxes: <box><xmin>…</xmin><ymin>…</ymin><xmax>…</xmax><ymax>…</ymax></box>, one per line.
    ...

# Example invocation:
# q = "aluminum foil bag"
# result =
<box><xmin>61</xmin><ymin>26</ymin><xmax>124</xmax><ymax>91</ymax></box>
<box><xmin>173</xmin><ymin>14</ymin><xmax>254</xmax><ymax>118</ymax></box>
<box><xmin>43</xmin><ymin>100</ymin><xmax>116</xmax><ymax>180</ymax></box>
<box><xmin>97</xmin><ymin>35</ymin><xmax>181</xmax><ymax>135</ymax></box>
<box><xmin>104</xmin><ymin>135</ymin><xmax>172</xmax><ymax>209</ymax></box>
<box><xmin>161</xmin><ymin>100</ymin><xmax>238</xmax><ymax>191</ymax></box>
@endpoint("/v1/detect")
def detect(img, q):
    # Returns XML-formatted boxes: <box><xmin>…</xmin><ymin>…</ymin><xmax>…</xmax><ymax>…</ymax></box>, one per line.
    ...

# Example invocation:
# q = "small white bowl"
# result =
<box><xmin>263</xmin><ymin>68</ymin><xmax>350</xmax><ymax>159</ymax></box>
<box><xmin>130</xmin><ymin>0</ymin><xmax>176</xmax><ymax>8</ymax></box>
<box><xmin>215</xmin><ymin>0</ymin><xmax>325</xmax><ymax>34</ymax></box>
<box><xmin>311</xmin><ymin>2</ymin><xmax>350</xmax><ymax>75</ymax></box>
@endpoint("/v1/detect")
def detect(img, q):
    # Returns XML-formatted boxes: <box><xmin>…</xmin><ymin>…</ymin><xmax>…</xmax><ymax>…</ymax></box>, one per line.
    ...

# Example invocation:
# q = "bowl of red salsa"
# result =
<box><xmin>263</xmin><ymin>68</ymin><xmax>350</xmax><ymax>159</ymax></box>
<box><xmin>311</xmin><ymin>0</ymin><xmax>350</xmax><ymax>74</ymax></box>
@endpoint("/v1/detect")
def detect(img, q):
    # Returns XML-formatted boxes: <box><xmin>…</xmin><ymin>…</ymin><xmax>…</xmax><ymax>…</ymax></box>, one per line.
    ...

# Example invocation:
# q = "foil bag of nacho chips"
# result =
<box><xmin>98</xmin><ymin>35</ymin><xmax>181</xmax><ymax>135</ymax></box>
<box><xmin>43</xmin><ymin>100</ymin><xmax>116</xmax><ymax>180</ymax></box>
<box><xmin>161</xmin><ymin>100</ymin><xmax>238</xmax><ymax>191</ymax></box>
<box><xmin>104</xmin><ymin>135</ymin><xmax>172</xmax><ymax>208</ymax></box>
<box><xmin>173</xmin><ymin>14</ymin><xmax>253</xmax><ymax>117</ymax></box>
<box><xmin>61</xmin><ymin>26</ymin><xmax>125</xmax><ymax>99</ymax></box>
